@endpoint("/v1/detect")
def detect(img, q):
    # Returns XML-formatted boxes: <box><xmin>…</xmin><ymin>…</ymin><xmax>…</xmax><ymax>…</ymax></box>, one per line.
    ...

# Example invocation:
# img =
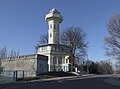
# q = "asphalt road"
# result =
<box><xmin>0</xmin><ymin>77</ymin><xmax>119</xmax><ymax>89</ymax></box>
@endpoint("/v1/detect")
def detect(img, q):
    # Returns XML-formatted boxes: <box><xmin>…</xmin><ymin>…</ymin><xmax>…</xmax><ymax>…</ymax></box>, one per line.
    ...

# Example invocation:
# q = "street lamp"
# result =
<box><xmin>86</xmin><ymin>44</ymin><xmax>93</xmax><ymax>74</ymax></box>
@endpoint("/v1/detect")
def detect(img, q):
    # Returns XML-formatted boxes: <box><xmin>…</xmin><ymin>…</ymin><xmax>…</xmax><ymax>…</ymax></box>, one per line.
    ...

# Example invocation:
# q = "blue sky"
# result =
<box><xmin>0</xmin><ymin>0</ymin><xmax>120</xmax><ymax>61</ymax></box>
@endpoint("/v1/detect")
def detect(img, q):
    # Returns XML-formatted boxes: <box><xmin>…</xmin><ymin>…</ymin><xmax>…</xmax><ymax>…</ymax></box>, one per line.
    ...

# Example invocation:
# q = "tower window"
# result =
<box><xmin>50</xmin><ymin>33</ymin><xmax>52</xmax><ymax>37</ymax></box>
<box><xmin>57</xmin><ymin>24</ymin><xmax>59</xmax><ymax>28</ymax></box>
<box><xmin>54</xmin><ymin>24</ymin><xmax>56</xmax><ymax>29</ymax></box>
<box><xmin>54</xmin><ymin>24</ymin><xmax>59</xmax><ymax>29</ymax></box>
<box><xmin>50</xmin><ymin>24</ymin><xmax>52</xmax><ymax>29</ymax></box>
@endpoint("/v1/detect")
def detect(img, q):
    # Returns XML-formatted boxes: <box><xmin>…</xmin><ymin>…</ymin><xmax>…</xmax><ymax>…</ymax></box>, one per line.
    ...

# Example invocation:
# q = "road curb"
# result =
<box><xmin>27</xmin><ymin>76</ymin><xmax>78</xmax><ymax>83</ymax></box>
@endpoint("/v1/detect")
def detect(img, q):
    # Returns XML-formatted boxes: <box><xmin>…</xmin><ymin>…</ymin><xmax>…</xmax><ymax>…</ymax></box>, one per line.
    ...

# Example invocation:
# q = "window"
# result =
<box><xmin>54</xmin><ymin>24</ymin><xmax>56</xmax><ymax>29</ymax></box>
<box><xmin>58</xmin><ymin>57</ymin><xmax>62</xmax><ymax>64</ymax></box>
<box><xmin>53</xmin><ymin>57</ymin><xmax>57</xmax><ymax>64</ymax></box>
<box><xmin>54</xmin><ymin>46</ymin><xmax>57</xmax><ymax>51</ymax></box>
<box><xmin>66</xmin><ymin>59</ymin><xmax>68</xmax><ymax>63</ymax></box>
<box><xmin>50</xmin><ymin>24</ymin><xmax>52</xmax><ymax>29</ymax></box>
<box><xmin>57</xmin><ymin>24</ymin><xmax>59</xmax><ymax>28</ymax></box>
<box><xmin>54</xmin><ymin>24</ymin><xmax>59</xmax><ymax>29</ymax></box>
<box><xmin>52</xmin><ymin>46</ymin><xmax>55</xmax><ymax>50</ymax></box>
<box><xmin>50</xmin><ymin>33</ymin><xmax>52</xmax><ymax>37</ymax></box>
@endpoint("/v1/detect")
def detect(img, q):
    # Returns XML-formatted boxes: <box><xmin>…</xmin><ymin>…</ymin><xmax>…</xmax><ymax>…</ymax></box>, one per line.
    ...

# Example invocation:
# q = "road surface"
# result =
<box><xmin>0</xmin><ymin>76</ymin><xmax>119</xmax><ymax>89</ymax></box>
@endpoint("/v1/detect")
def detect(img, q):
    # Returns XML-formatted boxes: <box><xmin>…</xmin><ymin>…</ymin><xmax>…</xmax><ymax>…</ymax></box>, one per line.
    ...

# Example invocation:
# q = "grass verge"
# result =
<box><xmin>22</xmin><ymin>72</ymin><xmax>77</xmax><ymax>81</ymax></box>
<box><xmin>0</xmin><ymin>72</ymin><xmax>77</xmax><ymax>84</ymax></box>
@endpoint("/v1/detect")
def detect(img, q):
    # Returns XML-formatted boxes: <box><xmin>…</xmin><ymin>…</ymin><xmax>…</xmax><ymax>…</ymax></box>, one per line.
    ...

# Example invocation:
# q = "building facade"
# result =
<box><xmin>37</xmin><ymin>8</ymin><xmax>71</xmax><ymax>72</ymax></box>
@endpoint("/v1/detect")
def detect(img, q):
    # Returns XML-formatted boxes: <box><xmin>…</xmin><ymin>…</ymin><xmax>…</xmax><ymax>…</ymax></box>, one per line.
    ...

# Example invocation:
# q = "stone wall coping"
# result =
<box><xmin>1</xmin><ymin>54</ymin><xmax>48</xmax><ymax>61</ymax></box>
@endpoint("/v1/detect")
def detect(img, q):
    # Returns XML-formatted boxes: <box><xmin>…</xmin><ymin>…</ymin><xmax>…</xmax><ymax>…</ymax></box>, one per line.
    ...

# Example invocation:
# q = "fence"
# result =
<box><xmin>0</xmin><ymin>70</ymin><xmax>24</xmax><ymax>83</ymax></box>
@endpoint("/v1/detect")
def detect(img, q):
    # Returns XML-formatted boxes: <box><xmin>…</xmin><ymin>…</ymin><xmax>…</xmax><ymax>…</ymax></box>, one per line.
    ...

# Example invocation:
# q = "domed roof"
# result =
<box><xmin>45</xmin><ymin>8</ymin><xmax>63</xmax><ymax>23</ymax></box>
<box><xmin>49</xmin><ymin>8</ymin><xmax>60</xmax><ymax>14</ymax></box>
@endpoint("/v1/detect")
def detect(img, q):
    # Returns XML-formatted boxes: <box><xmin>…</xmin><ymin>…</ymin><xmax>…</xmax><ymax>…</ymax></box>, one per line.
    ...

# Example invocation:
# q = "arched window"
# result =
<box><xmin>58</xmin><ymin>57</ymin><xmax>62</xmax><ymax>64</ymax></box>
<box><xmin>53</xmin><ymin>57</ymin><xmax>57</xmax><ymax>64</ymax></box>
<box><xmin>66</xmin><ymin>59</ymin><xmax>68</xmax><ymax>63</ymax></box>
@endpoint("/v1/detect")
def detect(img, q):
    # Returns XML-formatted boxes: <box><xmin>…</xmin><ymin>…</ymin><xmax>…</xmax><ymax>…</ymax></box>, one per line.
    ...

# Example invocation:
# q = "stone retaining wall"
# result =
<box><xmin>1</xmin><ymin>54</ymin><xmax>48</xmax><ymax>77</ymax></box>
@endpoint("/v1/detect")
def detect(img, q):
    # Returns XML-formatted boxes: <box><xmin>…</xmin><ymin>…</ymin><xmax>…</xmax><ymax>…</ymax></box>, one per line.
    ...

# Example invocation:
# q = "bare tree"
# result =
<box><xmin>105</xmin><ymin>13</ymin><xmax>120</xmax><ymax>57</ymax></box>
<box><xmin>38</xmin><ymin>34</ymin><xmax>48</xmax><ymax>45</ymax></box>
<box><xmin>105</xmin><ymin>13</ymin><xmax>120</xmax><ymax>73</ymax></box>
<box><xmin>83</xmin><ymin>60</ymin><xmax>113</xmax><ymax>74</ymax></box>
<box><xmin>61</xmin><ymin>26</ymin><xmax>87</xmax><ymax>71</ymax></box>
<box><xmin>9</xmin><ymin>49</ymin><xmax>19</xmax><ymax>58</ymax></box>
<box><xmin>0</xmin><ymin>46</ymin><xmax>7</xmax><ymax>74</ymax></box>
<box><xmin>0</xmin><ymin>47</ymin><xmax>19</xmax><ymax>59</ymax></box>
<box><xmin>0</xmin><ymin>46</ymin><xmax>7</xmax><ymax>60</ymax></box>
<box><xmin>96</xmin><ymin>60</ymin><xmax>113</xmax><ymax>74</ymax></box>
<box><xmin>0</xmin><ymin>47</ymin><xmax>19</xmax><ymax>73</ymax></box>
<box><xmin>38</xmin><ymin>26</ymin><xmax>87</xmax><ymax>71</ymax></box>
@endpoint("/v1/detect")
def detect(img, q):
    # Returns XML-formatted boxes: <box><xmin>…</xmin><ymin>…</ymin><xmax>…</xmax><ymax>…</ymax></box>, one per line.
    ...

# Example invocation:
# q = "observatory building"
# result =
<box><xmin>37</xmin><ymin>8</ymin><xmax>71</xmax><ymax>72</ymax></box>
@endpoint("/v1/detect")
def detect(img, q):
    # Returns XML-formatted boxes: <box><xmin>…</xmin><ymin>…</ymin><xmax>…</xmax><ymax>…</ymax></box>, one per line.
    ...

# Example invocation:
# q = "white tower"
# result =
<box><xmin>45</xmin><ymin>8</ymin><xmax>63</xmax><ymax>44</ymax></box>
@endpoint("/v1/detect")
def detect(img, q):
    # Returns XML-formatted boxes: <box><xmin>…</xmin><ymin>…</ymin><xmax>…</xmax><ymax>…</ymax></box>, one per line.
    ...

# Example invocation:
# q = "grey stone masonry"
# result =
<box><xmin>1</xmin><ymin>54</ymin><xmax>48</xmax><ymax>77</ymax></box>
